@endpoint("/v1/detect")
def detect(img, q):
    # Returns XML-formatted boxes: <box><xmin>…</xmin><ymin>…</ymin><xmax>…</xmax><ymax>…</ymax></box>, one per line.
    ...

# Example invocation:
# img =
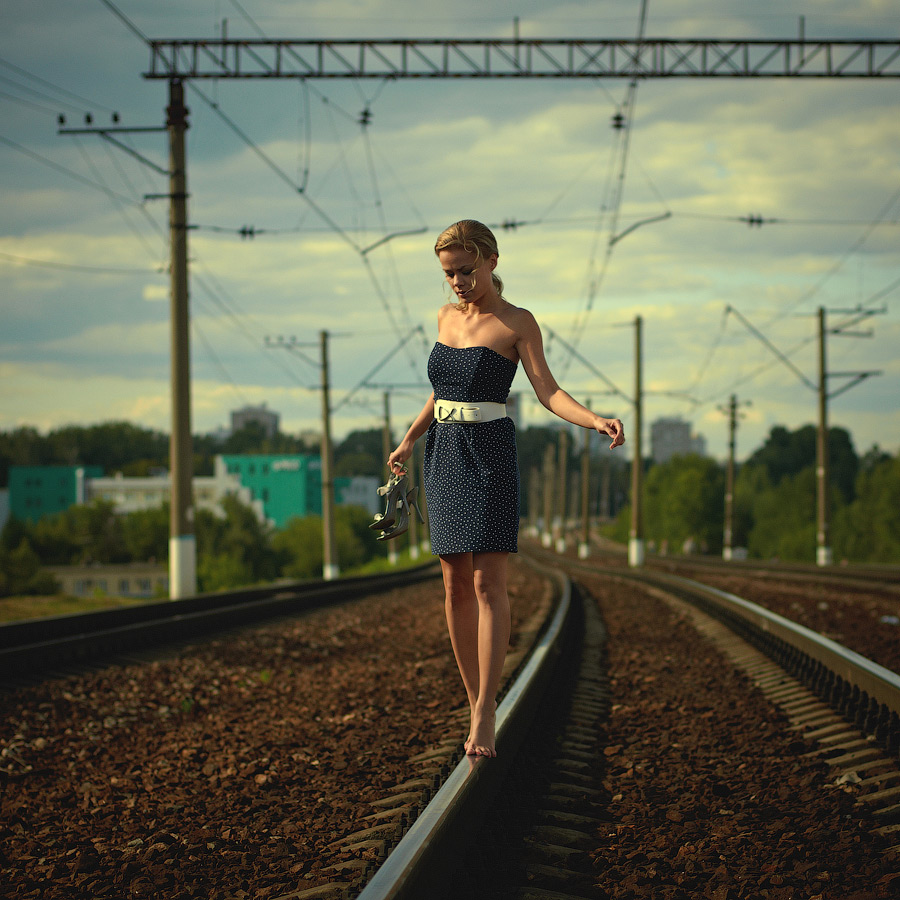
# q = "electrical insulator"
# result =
<box><xmin>58</xmin><ymin>114</ymin><xmax>66</xmax><ymax>126</ymax></box>
<box><xmin>112</xmin><ymin>112</ymin><xmax>120</xmax><ymax>124</ymax></box>
<box><xmin>611</xmin><ymin>111</ymin><xmax>625</xmax><ymax>130</ymax></box>
<box><xmin>358</xmin><ymin>107</ymin><xmax>372</xmax><ymax>127</ymax></box>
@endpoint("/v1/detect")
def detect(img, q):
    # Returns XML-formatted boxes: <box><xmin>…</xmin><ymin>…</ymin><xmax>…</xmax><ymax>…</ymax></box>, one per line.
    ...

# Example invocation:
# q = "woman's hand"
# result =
<box><xmin>595</xmin><ymin>416</ymin><xmax>626</xmax><ymax>450</ymax></box>
<box><xmin>387</xmin><ymin>440</ymin><xmax>413</xmax><ymax>473</ymax></box>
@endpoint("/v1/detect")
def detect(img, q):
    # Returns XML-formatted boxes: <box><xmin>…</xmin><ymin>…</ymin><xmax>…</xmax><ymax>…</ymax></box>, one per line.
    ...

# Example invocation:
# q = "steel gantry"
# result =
<box><xmin>145</xmin><ymin>37</ymin><xmax>900</xmax><ymax>80</ymax></box>
<box><xmin>141</xmin><ymin>33</ymin><xmax>896</xmax><ymax>588</ymax></box>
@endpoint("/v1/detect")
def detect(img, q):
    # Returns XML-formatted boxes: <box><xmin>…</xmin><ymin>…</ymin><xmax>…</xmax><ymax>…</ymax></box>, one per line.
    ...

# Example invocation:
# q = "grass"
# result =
<box><xmin>346</xmin><ymin>546</ymin><xmax>436</xmax><ymax>576</ymax></box>
<box><xmin>0</xmin><ymin>593</ymin><xmax>148</xmax><ymax>624</ymax></box>
<box><xmin>0</xmin><ymin>552</ymin><xmax>435</xmax><ymax>624</ymax></box>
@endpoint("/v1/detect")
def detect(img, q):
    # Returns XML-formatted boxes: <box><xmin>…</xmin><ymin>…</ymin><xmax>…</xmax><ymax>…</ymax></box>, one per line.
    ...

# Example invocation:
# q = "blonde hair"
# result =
<box><xmin>434</xmin><ymin>219</ymin><xmax>504</xmax><ymax>311</ymax></box>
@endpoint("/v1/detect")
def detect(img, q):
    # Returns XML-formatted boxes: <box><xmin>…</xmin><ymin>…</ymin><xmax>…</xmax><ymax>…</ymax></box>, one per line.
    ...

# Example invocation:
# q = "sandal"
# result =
<box><xmin>369</xmin><ymin>470</ymin><xmax>408</xmax><ymax>531</ymax></box>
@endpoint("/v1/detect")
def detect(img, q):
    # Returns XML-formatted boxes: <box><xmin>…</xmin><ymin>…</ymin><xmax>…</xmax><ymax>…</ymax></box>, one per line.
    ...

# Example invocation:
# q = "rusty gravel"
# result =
<box><xmin>583</xmin><ymin>573</ymin><xmax>896</xmax><ymax>900</ymax></box>
<box><xmin>0</xmin><ymin>559</ymin><xmax>547</xmax><ymax>899</ymax></box>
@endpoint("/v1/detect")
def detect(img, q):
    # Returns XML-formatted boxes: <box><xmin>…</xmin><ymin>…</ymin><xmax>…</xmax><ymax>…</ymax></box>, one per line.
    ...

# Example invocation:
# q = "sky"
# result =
<box><xmin>1</xmin><ymin>0</ymin><xmax>898</xmax><ymax>463</ymax></box>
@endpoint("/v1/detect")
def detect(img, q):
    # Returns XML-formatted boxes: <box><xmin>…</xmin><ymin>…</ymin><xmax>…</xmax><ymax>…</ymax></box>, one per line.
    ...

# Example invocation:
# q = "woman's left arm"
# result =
<box><xmin>516</xmin><ymin>310</ymin><xmax>626</xmax><ymax>449</ymax></box>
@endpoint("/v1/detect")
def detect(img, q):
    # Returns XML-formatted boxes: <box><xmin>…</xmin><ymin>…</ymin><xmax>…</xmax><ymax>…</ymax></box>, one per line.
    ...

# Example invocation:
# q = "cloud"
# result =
<box><xmin>1</xmin><ymin>0</ymin><xmax>898</xmax><ymax>461</ymax></box>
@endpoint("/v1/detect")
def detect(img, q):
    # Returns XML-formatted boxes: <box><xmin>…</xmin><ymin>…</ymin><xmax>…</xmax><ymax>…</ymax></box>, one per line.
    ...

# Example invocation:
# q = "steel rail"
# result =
<box><xmin>0</xmin><ymin>562</ymin><xmax>440</xmax><ymax>680</ymax></box>
<box><xmin>608</xmin><ymin>567</ymin><xmax>900</xmax><ymax>759</ymax></box>
<box><xmin>648</xmin><ymin>553</ymin><xmax>900</xmax><ymax>594</ymax></box>
<box><xmin>356</xmin><ymin>566</ymin><xmax>573</xmax><ymax>900</ymax></box>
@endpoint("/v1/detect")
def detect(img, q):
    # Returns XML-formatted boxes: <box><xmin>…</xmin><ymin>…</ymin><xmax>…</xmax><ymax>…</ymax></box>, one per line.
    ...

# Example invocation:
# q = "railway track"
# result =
<box><xmin>0</xmin><ymin>563</ymin><xmax>441</xmax><ymax>687</ymax></box>
<box><xmin>3</xmin><ymin>550</ymin><xmax>898</xmax><ymax>897</ymax></box>
<box><xmin>332</xmin><ymin>548</ymin><xmax>900</xmax><ymax>899</ymax></box>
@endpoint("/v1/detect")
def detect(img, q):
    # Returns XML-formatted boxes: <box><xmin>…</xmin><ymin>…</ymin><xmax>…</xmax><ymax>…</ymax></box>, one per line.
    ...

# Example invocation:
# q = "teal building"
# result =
<box><xmin>217</xmin><ymin>454</ymin><xmax>322</xmax><ymax>528</ymax></box>
<box><xmin>9</xmin><ymin>465</ymin><xmax>103</xmax><ymax>523</ymax></box>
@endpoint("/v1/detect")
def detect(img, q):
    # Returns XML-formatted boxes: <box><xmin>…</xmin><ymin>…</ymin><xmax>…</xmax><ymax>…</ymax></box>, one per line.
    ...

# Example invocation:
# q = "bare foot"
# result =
<box><xmin>466</xmin><ymin>704</ymin><xmax>497</xmax><ymax>758</ymax></box>
<box><xmin>464</xmin><ymin>700</ymin><xmax>497</xmax><ymax>754</ymax></box>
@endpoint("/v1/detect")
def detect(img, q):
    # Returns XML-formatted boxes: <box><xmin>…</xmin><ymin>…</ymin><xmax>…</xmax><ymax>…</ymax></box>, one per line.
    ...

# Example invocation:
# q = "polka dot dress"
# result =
<box><xmin>423</xmin><ymin>342</ymin><xmax>520</xmax><ymax>555</ymax></box>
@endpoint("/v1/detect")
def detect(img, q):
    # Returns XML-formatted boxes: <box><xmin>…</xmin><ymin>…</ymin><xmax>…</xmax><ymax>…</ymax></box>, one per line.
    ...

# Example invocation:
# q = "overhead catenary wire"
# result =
<box><xmin>762</xmin><ymin>182</ymin><xmax>900</xmax><ymax>328</ymax></box>
<box><xmin>0</xmin><ymin>132</ymin><xmax>145</xmax><ymax>207</ymax></box>
<box><xmin>0</xmin><ymin>249</ymin><xmax>162</xmax><ymax>274</ymax></box>
<box><xmin>0</xmin><ymin>55</ymin><xmax>118</xmax><ymax>115</ymax></box>
<box><xmin>0</xmin><ymin>72</ymin><xmax>94</xmax><ymax>116</ymax></box>
<box><xmin>72</xmin><ymin>135</ymin><xmax>162</xmax><ymax>263</ymax></box>
<box><xmin>559</xmin><ymin>0</ymin><xmax>652</xmax><ymax>379</ymax></box>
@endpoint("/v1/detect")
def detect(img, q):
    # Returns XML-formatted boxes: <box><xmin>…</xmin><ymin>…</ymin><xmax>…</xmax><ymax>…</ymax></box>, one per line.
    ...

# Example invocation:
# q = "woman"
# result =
<box><xmin>388</xmin><ymin>220</ymin><xmax>625</xmax><ymax>758</ymax></box>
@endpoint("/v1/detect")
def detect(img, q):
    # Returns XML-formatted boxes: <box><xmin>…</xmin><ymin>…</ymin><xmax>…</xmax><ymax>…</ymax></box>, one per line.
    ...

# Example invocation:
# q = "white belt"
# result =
<box><xmin>434</xmin><ymin>399</ymin><xmax>507</xmax><ymax>424</ymax></box>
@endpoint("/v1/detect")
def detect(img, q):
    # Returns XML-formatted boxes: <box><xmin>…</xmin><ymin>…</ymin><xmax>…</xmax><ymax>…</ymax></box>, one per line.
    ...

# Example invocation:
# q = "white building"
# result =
<box><xmin>86</xmin><ymin>470</ymin><xmax>266</xmax><ymax>522</ymax></box>
<box><xmin>650</xmin><ymin>417</ymin><xmax>707</xmax><ymax>464</ymax></box>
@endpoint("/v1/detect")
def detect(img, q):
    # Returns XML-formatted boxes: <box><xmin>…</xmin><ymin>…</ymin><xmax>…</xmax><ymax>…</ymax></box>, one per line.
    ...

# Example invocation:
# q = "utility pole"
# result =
<box><xmin>381</xmin><ymin>392</ymin><xmax>399</xmax><ymax>565</ymax></box>
<box><xmin>720</xmin><ymin>394</ymin><xmax>751</xmax><ymax>561</ymax></box>
<box><xmin>541</xmin><ymin>443</ymin><xmax>555</xmax><ymax>548</ymax></box>
<box><xmin>167</xmin><ymin>79</ymin><xmax>196</xmax><ymax>598</ymax></box>
<box><xmin>629</xmin><ymin>315</ymin><xmax>644</xmax><ymax>567</ymax></box>
<box><xmin>555</xmin><ymin>429</ymin><xmax>569</xmax><ymax>553</ymax></box>
<box><xmin>527</xmin><ymin>466</ymin><xmax>541</xmax><ymax>537</ymax></box>
<box><xmin>816</xmin><ymin>308</ymin><xmax>831</xmax><ymax>567</ymax></box>
<box><xmin>579</xmin><ymin>399</ymin><xmax>592</xmax><ymax>559</ymax></box>
<box><xmin>320</xmin><ymin>330</ymin><xmax>339</xmax><ymax>580</ymax></box>
<box><xmin>728</xmin><ymin>303</ymin><xmax>881</xmax><ymax>567</ymax></box>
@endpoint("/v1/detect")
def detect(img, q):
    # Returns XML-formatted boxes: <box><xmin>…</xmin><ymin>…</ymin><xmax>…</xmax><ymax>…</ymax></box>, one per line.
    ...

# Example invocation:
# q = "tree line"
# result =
<box><xmin>604</xmin><ymin>424</ymin><xmax>899</xmax><ymax>564</ymax></box>
<box><xmin>0</xmin><ymin>496</ymin><xmax>389</xmax><ymax>597</ymax></box>
<box><xmin>1</xmin><ymin>419</ymin><xmax>895</xmax><ymax>599</ymax></box>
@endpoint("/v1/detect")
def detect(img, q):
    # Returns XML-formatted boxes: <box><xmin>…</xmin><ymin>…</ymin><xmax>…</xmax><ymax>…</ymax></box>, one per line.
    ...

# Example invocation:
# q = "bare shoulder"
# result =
<box><xmin>504</xmin><ymin>304</ymin><xmax>541</xmax><ymax>341</ymax></box>
<box><xmin>437</xmin><ymin>302</ymin><xmax>457</xmax><ymax>322</ymax></box>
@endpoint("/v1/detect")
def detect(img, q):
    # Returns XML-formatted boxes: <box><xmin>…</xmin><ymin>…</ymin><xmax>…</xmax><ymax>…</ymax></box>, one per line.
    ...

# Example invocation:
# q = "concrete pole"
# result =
<box><xmin>579</xmin><ymin>400</ymin><xmax>591</xmax><ymax>559</ymax></box>
<box><xmin>541</xmin><ymin>443</ymin><xmax>555</xmax><ymax>548</ymax></box>
<box><xmin>527</xmin><ymin>465</ymin><xmax>541</xmax><ymax>537</ymax></box>
<box><xmin>816</xmin><ymin>307</ymin><xmax>832</xmax><ymax>566</ymax></box>
<box><xmin>407</xmin><ymin>443</ymin><xmax>420</xmax><ymax>562</ymax></box>
<box><xmin>320</xmin><ymin>330</ymin><xmax>339</xmax><ymax>580</ymax></box>
<box><xmin>723</xmin><ymin>394</ymin><xmax>737</xmax><ymax>561</ymax></box>
<box><xmin>555</xmin><ymin>429</ymin><xmax>569</xmax><ymax>553</ymax></box>
<box><xmin>167</xmin><ymin>79</ymin><xmax>196</xmax><ymax>599</ymax></box>
<box><xmin>416</xmin><ymin>440</ymin><xmax>430</xmax><ymax>555</ymax></box>
<box><xmin>629</xmin><ymin>315</ymin><xmax>645</xmax><ymax>567</ymax></box>
<box><xmin>381</xmin><ymin>391</ymin><xmax>398</xmax><ymax>565</ymax></box>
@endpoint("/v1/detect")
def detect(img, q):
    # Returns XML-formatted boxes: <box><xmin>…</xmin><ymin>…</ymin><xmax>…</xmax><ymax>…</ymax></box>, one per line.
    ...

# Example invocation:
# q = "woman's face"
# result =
<box><xmin>438</xmin><ymin>248</ymin><xmax>497</xmax><ymax>306</ymax></box>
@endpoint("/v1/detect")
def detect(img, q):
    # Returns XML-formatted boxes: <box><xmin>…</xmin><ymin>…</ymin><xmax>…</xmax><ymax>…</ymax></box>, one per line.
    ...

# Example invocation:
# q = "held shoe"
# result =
<box><xmin>369</xmin><ymin>472</ymin><xmax>408</xmax><ymax>531</ymax></box>
<box><xmin>376</xmin><ymin>487</ymin><xmax>425</xmax><ymax>542</ymax></box>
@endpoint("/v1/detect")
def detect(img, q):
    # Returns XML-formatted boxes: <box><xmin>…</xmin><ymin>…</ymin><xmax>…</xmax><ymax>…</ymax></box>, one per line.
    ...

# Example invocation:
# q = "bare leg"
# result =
<box><xmin>440</xmin><ymin>554</ymin><xmax>479</xmax><ymax>747</ymax></box>
<box><xmin>468</xmin><ymin>552</ymin><xmax>510</xmax><ymax>758</ymax></box>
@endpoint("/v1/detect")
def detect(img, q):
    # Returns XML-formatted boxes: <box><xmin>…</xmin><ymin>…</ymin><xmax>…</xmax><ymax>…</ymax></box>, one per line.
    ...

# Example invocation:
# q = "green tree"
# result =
<box><xmin>746</xmin><ymin>424</ymin><xmax>858</xmax><ymax>502</ymax></box>
<box><xmin>743</xmin><ymin>467</ymin><xmax>844</xmax><ymax>562</ymax></box>
<box><xmin>833</xmin><ymin>451</ymin><xmax>900</xmax><ymax>563</ymax></box>
<box><xmin>0</xmin><ymin>539</ymin><xmax>58</xmax><ymax>597</ymax></box>
<box><xmin>643</xmin><ymin>454</ymin><xmax>725</xmax><ymax>553</ymax></box>
<box><xmin>335</xmin><ymin>429</ymin><xmax>384</xmax><ymax>477</ymax></box>
<box><xmin>272</xmin><ymin>516</ymin><xmax>323</xmax><ymax>579</ymax></box>
<box><xmin>273</xmin><ymin>507</ymin><xmax>386</xmax><ymax>579</ymax></box>
<box><xmin>121</xmin><ymin>504</ymin><xmax>169</xmax><ymax>562</ymax></box>
<box><xmin>194</xmin><ymin>494</ymin><xmax>280</xmax><ymax>591</ymax></box>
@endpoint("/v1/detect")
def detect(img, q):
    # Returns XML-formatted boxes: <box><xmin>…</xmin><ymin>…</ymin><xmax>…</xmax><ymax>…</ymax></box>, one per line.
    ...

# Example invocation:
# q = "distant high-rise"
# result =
<box><xmin>650</xmin><ymin>417</ymin><xmax>707</xmax><ymax>464</ymax></box>
<box><xmin>231</xmin><ymin>403</ymin><xmax>279</xmax><ymax>438</ymax></box>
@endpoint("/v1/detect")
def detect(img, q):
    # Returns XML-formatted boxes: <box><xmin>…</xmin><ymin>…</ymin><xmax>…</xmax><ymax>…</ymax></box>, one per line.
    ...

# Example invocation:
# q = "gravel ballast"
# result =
<box><xmin>0</xmin><ymin>561</ymin><xmax>548</xmax><ymax>899</ymax></box>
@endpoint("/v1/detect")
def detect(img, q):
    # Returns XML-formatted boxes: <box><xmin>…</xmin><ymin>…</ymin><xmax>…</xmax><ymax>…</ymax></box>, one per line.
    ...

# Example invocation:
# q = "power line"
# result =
<box><xmin>0</xmin><ymin>89</ymin><xmax>69</xmax><ymax>117</ymax></box>
<box><xmin>560</xmin><ymin>0</ymin><xmax>651</xmax><ymax>377</ymax></box>
<box><xmin>763</xmin><ymin>182</ymin><xmax>900</xmax><ymax>328</ymax></box>
<box><xmin>96</xmin><ymin>0</ymin><xmax>152</xmax><ymax>47</ymax></box>
<box><xmin>0</xmin><ymin>133</ymin><xmax>143</xmax><ymax>206</ymax></box>
<box><xmin>72</xmin><ymin>135</ymin><xmax>162</xmax><ymax>263</ymax></box>
<box><xmin>0</xmin><ymin>56</ymin><xmax>117</xmax><ymax>114</ymax></box>
<box><xmin>0</xmin><ymin>249</ymin><xmax>161</xmax><ymax>274</ymax></box>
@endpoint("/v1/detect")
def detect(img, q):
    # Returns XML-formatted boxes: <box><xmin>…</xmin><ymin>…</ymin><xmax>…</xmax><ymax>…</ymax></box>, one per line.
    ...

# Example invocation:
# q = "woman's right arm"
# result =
<box><xmin>387</xmin><ymin>393</ymin><xmax>435</xmax><ymax>473</ymax></box>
